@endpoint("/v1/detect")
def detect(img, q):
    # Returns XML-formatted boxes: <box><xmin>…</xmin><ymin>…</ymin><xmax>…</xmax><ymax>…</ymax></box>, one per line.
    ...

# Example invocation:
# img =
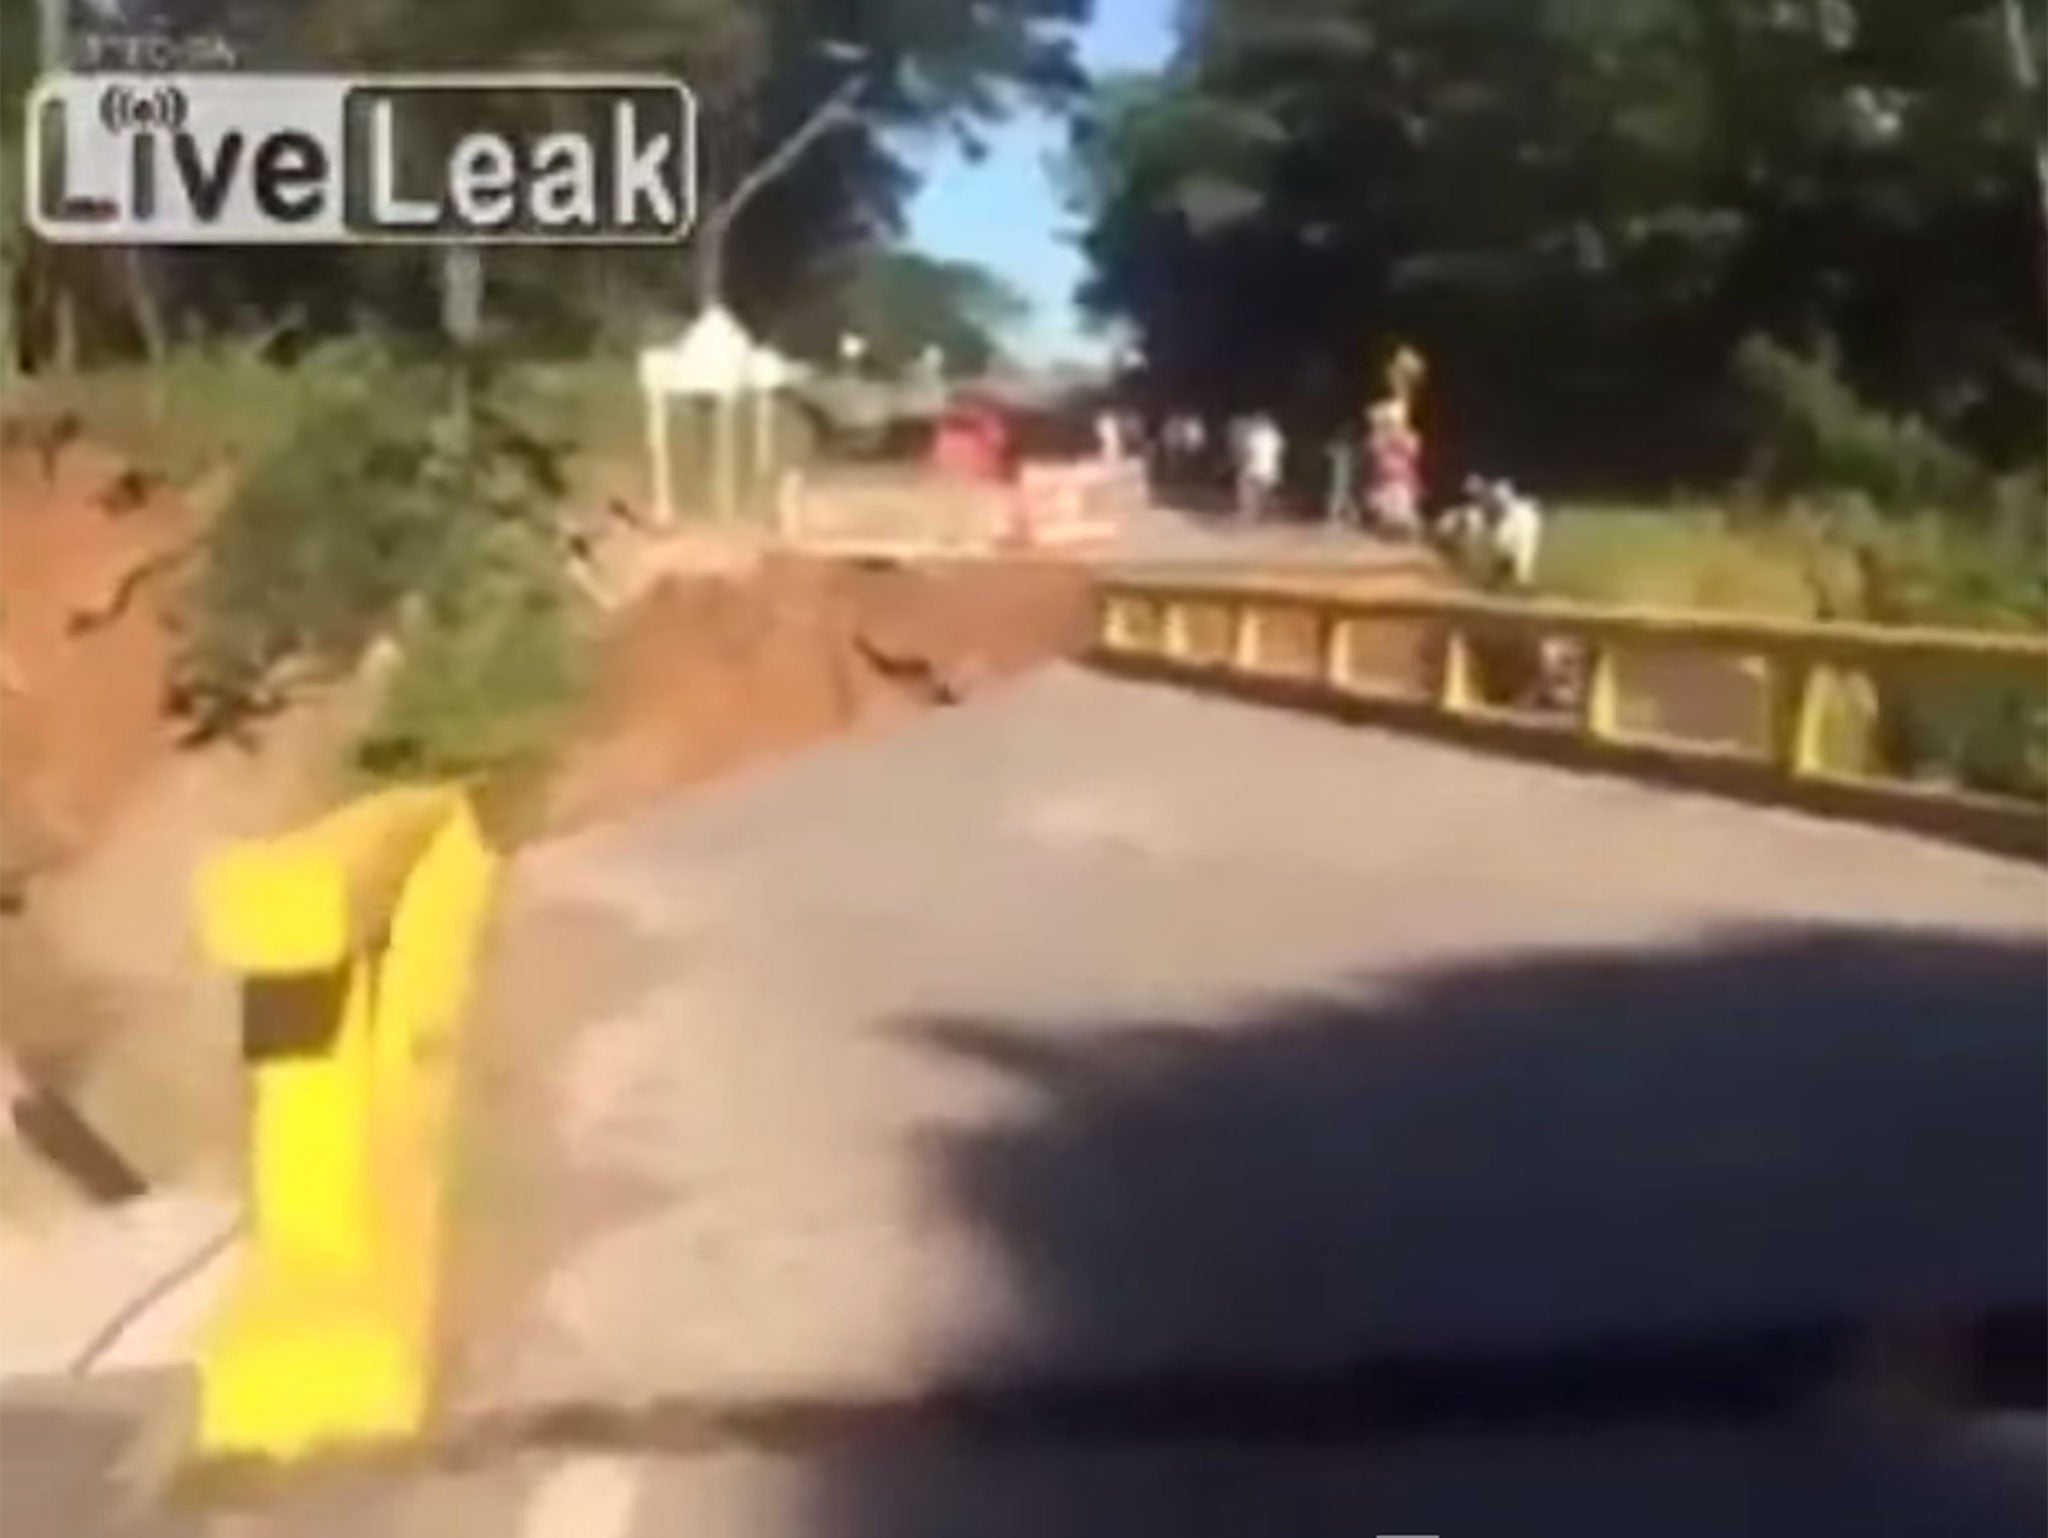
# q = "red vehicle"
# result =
<box><xmin>929</xmin><ymin>393</ymin><xmax>1016</xmax><ymax>482</ymax></box>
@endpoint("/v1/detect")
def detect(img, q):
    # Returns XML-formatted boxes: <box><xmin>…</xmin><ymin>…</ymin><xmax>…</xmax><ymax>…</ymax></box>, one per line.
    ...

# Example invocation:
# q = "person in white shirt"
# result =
<box><xmin>1238</xmin><ymin>414</ymin><xmax>1284</xmax><ymax>522</ymax></box>
<box><xmin>1434</xmin><ymin>476</ymin><xmax>1489</xmax><ymax>559</ymax></box>
<box><xmin>1484</xmin><ymin>478</ymin><xmax>1543</xmax><ymax>587</ymax></box>
<box><xmin>1095</xmin><ymin>409</ymin><xmax>1126</xmax><ymax>465</ymax></box>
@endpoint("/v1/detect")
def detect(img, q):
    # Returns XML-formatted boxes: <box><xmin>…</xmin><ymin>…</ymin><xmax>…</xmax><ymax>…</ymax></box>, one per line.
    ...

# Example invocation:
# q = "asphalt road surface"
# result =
<box><xmin>451</xmin><ymin>665</ymin><xmax>2045</xmax><ymax>1416</ymax></box>
<box><xmin>15</xmin><ymin>664</ymin><xmax>2042</xmax><ymax>1538</ymax></box>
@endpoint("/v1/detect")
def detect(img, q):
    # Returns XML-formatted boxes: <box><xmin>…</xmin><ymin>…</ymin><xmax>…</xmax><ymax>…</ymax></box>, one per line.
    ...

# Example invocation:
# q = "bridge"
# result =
<box><xmin>13</xmin><ymin>552</ymin><xmax>2048</xmax><ymax>1535</ymax></box>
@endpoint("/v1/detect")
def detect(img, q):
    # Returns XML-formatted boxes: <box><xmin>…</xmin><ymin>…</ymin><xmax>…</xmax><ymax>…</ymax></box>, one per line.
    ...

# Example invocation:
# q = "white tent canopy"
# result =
<box><xmin>639</xmin><ymin>306</ymin><xmax>814</xmax><ymax>397</ymax></box>
<box><xmin>640</xmin><ymin>307</ymin><xmax>814</xmax><ymax>525</ymax></box>
<box><xmin>744</xmin><ymin>345</ymin><xmax>810</xmax><ymax>392</ymax></box>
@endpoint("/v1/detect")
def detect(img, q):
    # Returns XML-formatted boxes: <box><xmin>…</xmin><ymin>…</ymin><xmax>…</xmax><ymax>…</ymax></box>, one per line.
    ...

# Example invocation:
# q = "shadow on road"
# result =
<box><xmin>796</xmin><ymin>922</ymin><xmax>2047</xmax><ymax>1536</ymax></box>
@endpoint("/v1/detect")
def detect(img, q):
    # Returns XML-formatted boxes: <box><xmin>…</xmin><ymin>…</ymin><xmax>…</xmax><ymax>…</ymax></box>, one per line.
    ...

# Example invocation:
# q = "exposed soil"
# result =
<box><xmin>0</xmin><ymin>427</ymin><xmax>1093</xmax><ymax>1189</ymax></box>
<box><xmin>0</xmin><ymin>427</ymin><xmax>206</xmax><ymax>888</ymax></box>
<box><xmin>0</xmin><ymin>426</ymin><xmax>356</xmax><ymax>1211</ymax></box>
<box><xmin>545</xmin><ymin>552</ymin><xmax>1097</xmax><ymax>835</ymax></box>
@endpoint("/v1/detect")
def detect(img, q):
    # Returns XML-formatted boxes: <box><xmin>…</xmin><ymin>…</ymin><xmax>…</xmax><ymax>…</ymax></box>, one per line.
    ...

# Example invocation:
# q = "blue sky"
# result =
<box><xmin>899</xmin><ymin>1</ymin><xmax>1177</xmax><ymax>363</ymax></box>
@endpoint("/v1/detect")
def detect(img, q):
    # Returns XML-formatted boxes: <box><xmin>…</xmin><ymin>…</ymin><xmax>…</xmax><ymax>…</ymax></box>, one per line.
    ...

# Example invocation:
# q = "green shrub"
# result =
<box><xmin>1723</xmin><ymin>341</ymin><xmax>2043</xmax><ymax>799</ymax></box>
<box><xmin>1849</xmin><ymin>502</ymin><xmax>2048</xmax><ymax>800</ymax></box>
<box><xmin>172</xmin><ymin>340</ymin><xmax>587</xmax><ymax>779</ymax></box>
<box><xmin>354</xmin><ymin>520</ymin><xmax>584</xmax><ymax>780</ymax></box>
<box><xmin>174</xmin><ymin>342</ymin><xmax>448</xmax><ymax>716</ymax></box>
<box><xmin>15</xmin><ymin>341</ymin><xmax>300</xmax><ymax>484</ymax></box>
<box><xmin>1538</xmin><ymin>497</ymin><xmax>2047</xmax><ymax>801</ymax></box>
<box><xmin>1538</xmin><ymin>504</ymin><xmax>1823</xmax><ymax>617</ymax></box>
<box><xmin>1735</xmin><ymin>337</ymin><xmax>1990</xmax><ymax>513</ymax></box>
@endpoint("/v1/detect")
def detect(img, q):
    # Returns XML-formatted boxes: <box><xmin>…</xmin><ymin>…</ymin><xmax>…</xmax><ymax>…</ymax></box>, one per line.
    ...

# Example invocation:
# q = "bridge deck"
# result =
<box><xmin>448</xmin><ymin>664</ymin><xmax>2046</xmax><ymax>1422</ymax></box>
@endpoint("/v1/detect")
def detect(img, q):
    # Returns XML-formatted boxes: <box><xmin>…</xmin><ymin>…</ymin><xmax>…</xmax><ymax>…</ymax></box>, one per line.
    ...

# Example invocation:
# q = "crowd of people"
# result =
<box><xmin>1127</xmin><ymin>346</ymin><xmax>1546</xmax><ymax>589</ymax></box>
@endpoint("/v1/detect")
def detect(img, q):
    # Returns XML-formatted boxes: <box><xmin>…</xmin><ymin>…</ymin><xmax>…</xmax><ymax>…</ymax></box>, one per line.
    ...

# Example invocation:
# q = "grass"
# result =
<box><xmin>503</xmin><ymin>355</ymin><xmax>825</xmax><ymax>520</ymax></box>
<box><xmin>10</xmin><ymin>344</ymin><xmax>300</xmax><ymax>485</ymax></box>
<box><xmin>8</xmin><ymin>343</ymin><xmax>823</xmax><ymax>800</ymax></box>
<box><xmin>16</xmin><ymin>342</ymin><xmax>599</xmax><ymax>787</ymax></box>
<box><xmin>9</xmin><ymin>345</ymin><xmax>829</xmax><ymax>524</ymax></box>
<box><xmin>1532</xmin><ymin>500</ymin><xmax>2046</xmax><ymax>800</ymax></box>
<box><xmin>1535</xmin><ymin>504</ymin><xmax>1831</xmax><ymax>618</ymax></box>
<box><xmin>517</xmin><ymin>356</ymin><xmax>643</xmax><ymax>471</ymax></box>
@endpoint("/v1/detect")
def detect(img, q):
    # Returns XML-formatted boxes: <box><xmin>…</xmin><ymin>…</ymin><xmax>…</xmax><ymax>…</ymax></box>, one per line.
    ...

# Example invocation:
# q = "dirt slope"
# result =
<box><xmin>546</xmin><ymin>552</ymin><xmax>1095</xmax><ymax>834</ymax></box>
<box><xmin>0</xmin><ymin>423</ymin><xmax>1092</xmax><ymax>1209</ymax></box>
<box><xmin>0</xmin><ymin>429</ymin><xmax>201</xmax><ymax>888</ymax></box>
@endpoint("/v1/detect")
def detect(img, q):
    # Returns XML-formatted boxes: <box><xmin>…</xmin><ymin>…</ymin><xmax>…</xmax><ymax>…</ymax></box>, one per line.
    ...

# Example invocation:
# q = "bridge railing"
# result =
<box><xmin>192</xmin><ymin>784</ymin><xmax>504</xmax><ymax>1460</ymax></box>
<box><xmin>1094</xmin><ymin>574</ymin><xmax>2047</xmax><ymax>859</ymax></box>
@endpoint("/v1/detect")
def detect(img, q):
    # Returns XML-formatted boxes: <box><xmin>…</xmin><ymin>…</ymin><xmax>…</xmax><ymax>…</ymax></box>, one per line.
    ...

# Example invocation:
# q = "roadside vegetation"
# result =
<box><xmin>1535</xmin><ymin>340</ymin><xmax>2046</xmax><ymax>798</ymax></box>
<box><xmin>0</xmin><ymin>0</ymin><xmax>1078</xmax><ymax>790</ymax></box>
<box><xmin>172</xmin><ymin>343</ymin><xmax>590</xmax><ymax>779</ymax></box>
<box><xmin>1072</xmin><ymin>0</ymin><xmax>2045</xmax><ymax>795</ymax></box>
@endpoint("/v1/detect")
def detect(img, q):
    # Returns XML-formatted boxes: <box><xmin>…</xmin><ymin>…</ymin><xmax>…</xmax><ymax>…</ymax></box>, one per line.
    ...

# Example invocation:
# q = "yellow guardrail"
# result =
<box><xmin>191</xmin><ymin>784</ymin><xmax>503</xmax><ymax>1460</ymax></box>
<box><xmin>1094</xmin><ymin>574</ymin><xmax>2048</xmax><ymax>860</ymax></box>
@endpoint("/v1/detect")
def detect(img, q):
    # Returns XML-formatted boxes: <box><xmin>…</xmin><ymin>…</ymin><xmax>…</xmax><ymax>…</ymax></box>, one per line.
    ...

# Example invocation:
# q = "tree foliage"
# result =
<box><xmin>7</xmin><ymin>0</ymin><xmax>1090</xmax><ymax>364</ymax></box>
<box><xmin>1073</xmin><ymin>0</ymin><xmax>2047</xmax><ymax>487</ymax></box>
<box><xmin>169</xmin><ymin>340</ymin><xmax>584</xmax><ymax>777</ymax></box>
<box><xmin>778</xmin><ymin>247</ymin><xmax>1031</xmax><ymax>374</ymax></box>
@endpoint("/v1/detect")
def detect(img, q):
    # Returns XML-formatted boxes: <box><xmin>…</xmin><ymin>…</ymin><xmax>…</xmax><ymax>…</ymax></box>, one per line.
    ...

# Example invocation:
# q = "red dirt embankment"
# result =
<box><xmin>0</xmin><ymin>428</ymin><xmax>1095</xmax><ymax>867</ymax></box>
<box><xmin>546</xmin><ymin>553</ymin><xmax>1096</xmax><ymax>833</ymax></box>
<box><xmin>0</xmin><ymin>429</ymin><xmax>1089</xmax><ymax>1207</ymax></box>
<box><xmin>0</xmin><ymin>427</ymin><xmax>200</xmax><ymax>887</ymax></box>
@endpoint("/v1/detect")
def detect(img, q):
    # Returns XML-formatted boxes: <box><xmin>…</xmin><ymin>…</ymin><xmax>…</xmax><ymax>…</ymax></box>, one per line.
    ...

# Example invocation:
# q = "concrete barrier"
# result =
<box><xmin>1009</xmin><ymin>460</ymin><xmax>1143</xmax><ymax>551</ymax></box>
<box><xmin>775</xmin><ymin>460</ymin><xmax>1143</xmax><ymax>557</ymax></box>
<box><xmin>776</xmin><ymin>466</ymin><xmax>1014</xmax><ymax>555</ymax></box>
<box><xmin>190</xmin><ymin>785</ymin><xmax>501</xmax><ymax>1459</ymax></box>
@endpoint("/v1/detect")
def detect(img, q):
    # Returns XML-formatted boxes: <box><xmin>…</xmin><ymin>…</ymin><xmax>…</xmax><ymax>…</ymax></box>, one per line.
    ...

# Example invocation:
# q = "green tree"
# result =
<box><xmin>778</xmin><ymin>248</ymin><xmax>1031</xmax><ymax>374</ymax></box>
<box><xmin>1072</xmin><ymin>0</ymin><xmax>2046</xmax><ymax>486</ymax></box>
<box><xmin>20</xmin><ymin>0</ymin><xmax>1091</xmax><ymax>362</ymax></box>
<box><xmin>170</xmin><ymin>339</ymin><xmax>586</xmax><ymax>777</ymax></box>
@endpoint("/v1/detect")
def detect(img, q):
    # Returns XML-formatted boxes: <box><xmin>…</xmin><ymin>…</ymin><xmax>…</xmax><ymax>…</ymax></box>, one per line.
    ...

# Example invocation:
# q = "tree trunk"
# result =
<box><xmin>36</xmin><ymin>0</ymin><xmax>77</xmax><ymax>375</ymax></box>
<box><xmin>2</xmin><ymin>250</ymin><xmax>19</xmax><ymax>388</ymax></box>
<box><xmin>52</xmin><ymin>285</ymin><xmax>78</xmax><ymax>375</ymax></box>
<box><xmin>1997</xmin><ymin>0</ymin><xmax>2048</xmax><ymax>442</ymax></box>
<box><xmin>438</xmin><ymin>245</ymin><xmax>483</xmax><ymax>344</ymax></box>
<box><xmin>121</xmin><ymin>248</ymin><xmax>167</xmax><ymax>365</ymax></box>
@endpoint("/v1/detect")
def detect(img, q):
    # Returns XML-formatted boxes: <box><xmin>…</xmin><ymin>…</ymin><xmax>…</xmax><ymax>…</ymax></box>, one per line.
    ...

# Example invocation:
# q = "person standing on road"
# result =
<box><xmin>1361</xmin><ymin>342</ymin><xmax>1428</xmax><ymax>539</ymax></box>
<box><xmin>1095</xmin><ymin>408</ymin><xmax>1127</xmax><ymax>466</ymax></box>
<box><xmin>1364</xmin><ymin>399</ymin><xmax>1421</xmax><ymax>538</ymax></box>
<box><xmin>1325</xmin><ymin>430</ymin><xmax>1360</xmax><ymax>529</ymax></box>
<box><xmin>1485</xmin><ymin>478</ymin><xmax>1544</xmax><ymax>588</ymax></box>
<box><xmin>1170</xmin><ymin>414</ymin><xmax>1206</xmax><ymax>475</ymax></box>
<box><xmin>1238</xmin><ymin>414</ymin><xmax>1285</xmax><ymax>522</ymax></box>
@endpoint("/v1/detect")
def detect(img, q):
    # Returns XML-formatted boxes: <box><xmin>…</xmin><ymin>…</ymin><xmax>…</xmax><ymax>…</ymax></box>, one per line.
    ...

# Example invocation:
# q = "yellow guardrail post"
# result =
<box><xmin>1232</xmin><ymin>603</ymin><xmax>1264</xmax><ymax>672</ymax></box>
<box><xmin>192</xmin><ymin>785</ymin><xmax>502</xmax><ymax>1461</ymax></box>
<box><xmin>1582</xmin><ymin>641</ymin><xmax>1623</xmax><ymax>743</ymax></box>
<box><xmin>1161</xmin><ymin>598</ymin><xmax>1195</xmax><ymax>662</ymax></box>
<box><xmin>1103</xmin><ymin>595</ymin><xmax>1136</xmax><ymax>653</ymax></box>
<box><xmin>1438</xmin><ymin>624</ymin><xmax>1477</xmax><ymax>714</ymax></box>
<box><xmin>1773</xmin><ymin>658</ymin><xmax>1831</xmax><ymax>778</ymax></box>
<box><xmin>1319</xmin><ymin>615</ymin><xmax>1352</xmax><ymax>690</ymax></box>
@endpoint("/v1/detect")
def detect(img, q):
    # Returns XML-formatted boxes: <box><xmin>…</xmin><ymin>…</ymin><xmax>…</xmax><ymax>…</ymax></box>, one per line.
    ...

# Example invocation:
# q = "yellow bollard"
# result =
<box><xmin>199</xmin><ymin>956</ymin><xmax>430</xmax><ymax>1458</ymax></box>
<box><xmin>193</xmin><ymin>787</ymin><xmax>500</xmax><ymax>1461</ymax></box>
